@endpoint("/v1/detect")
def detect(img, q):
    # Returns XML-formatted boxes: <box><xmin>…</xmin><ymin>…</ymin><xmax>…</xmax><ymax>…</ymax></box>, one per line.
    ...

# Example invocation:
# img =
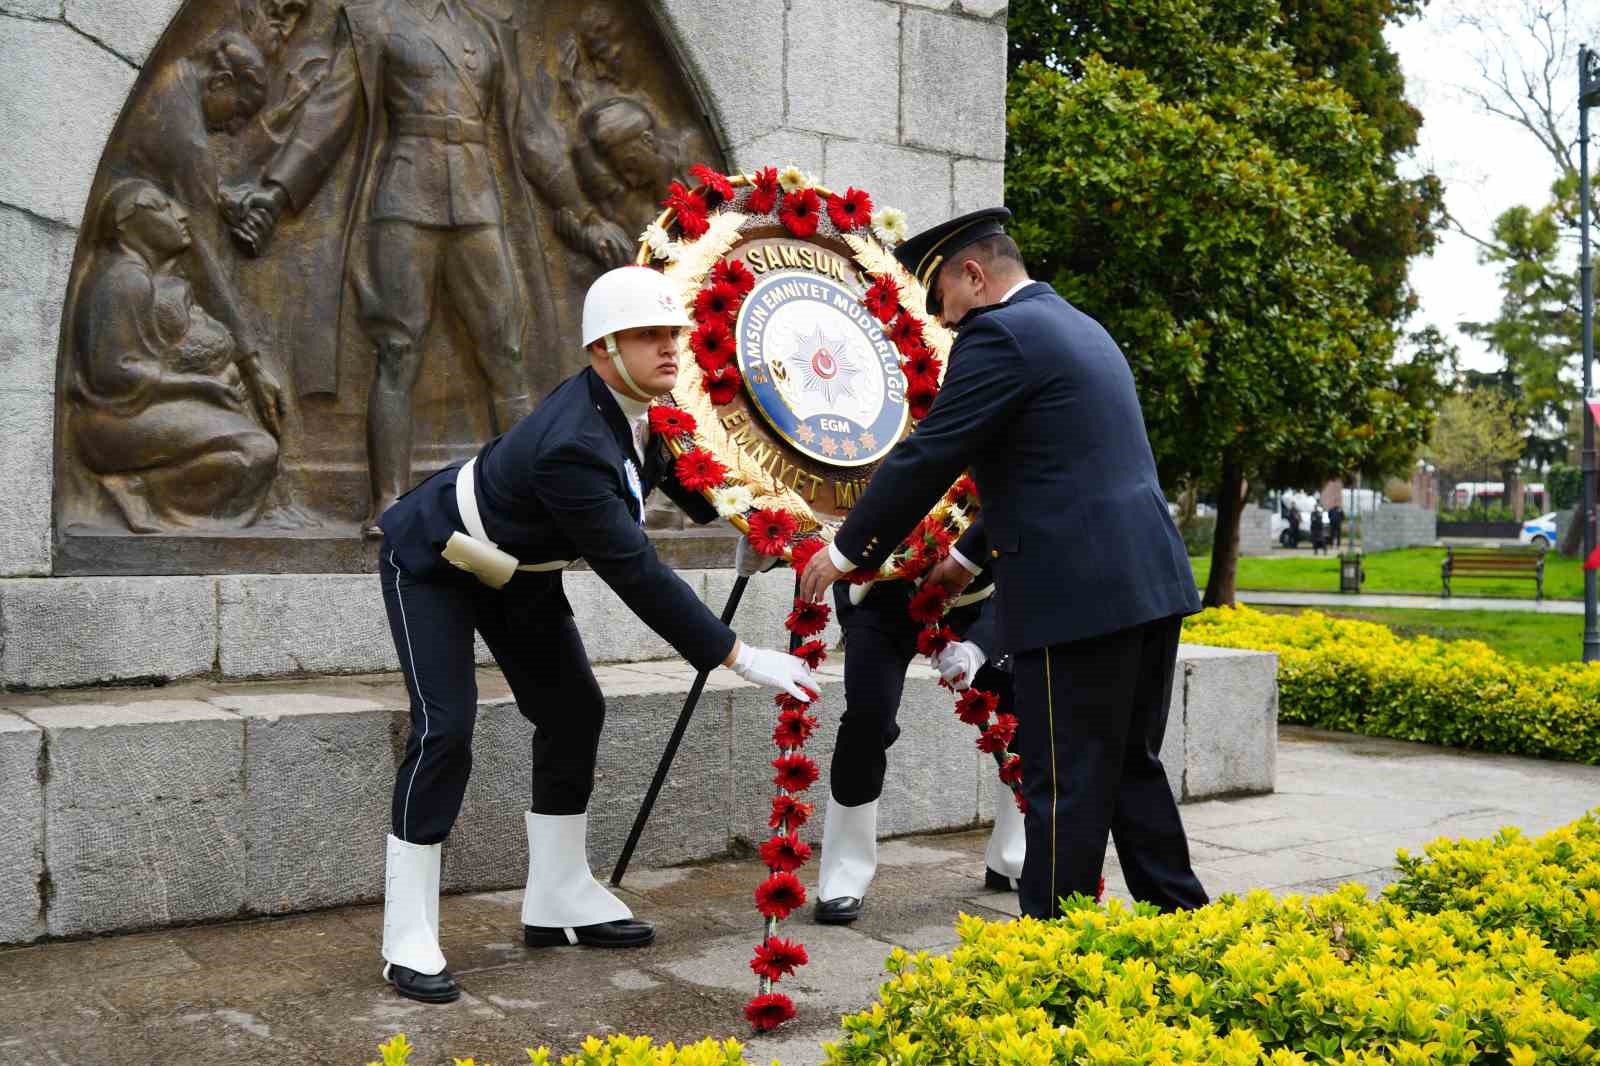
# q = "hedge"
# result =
<box><xmin>1182</xmin><ymin>606</ymin><xmax>1600</xmax><ymax>764</ymax></box>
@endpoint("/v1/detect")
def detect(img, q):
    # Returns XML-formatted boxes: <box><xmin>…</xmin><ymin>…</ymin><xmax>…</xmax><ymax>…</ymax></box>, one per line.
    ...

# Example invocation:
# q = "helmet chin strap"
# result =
<box><xmin>605</xmin><ymin>335</ymin><xmax>654</xmax><ymax>403</ymax></box>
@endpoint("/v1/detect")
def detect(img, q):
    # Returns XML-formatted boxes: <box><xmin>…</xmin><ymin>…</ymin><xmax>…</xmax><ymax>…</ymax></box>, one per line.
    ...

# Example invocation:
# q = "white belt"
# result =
<box><xmin>455</xmin><ymin>457</ymin><xmax>573</xmax><ymax>573</ymax></box>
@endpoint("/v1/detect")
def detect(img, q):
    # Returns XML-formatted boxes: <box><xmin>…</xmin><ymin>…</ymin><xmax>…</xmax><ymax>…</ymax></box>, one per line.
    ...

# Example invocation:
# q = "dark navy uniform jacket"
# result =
<box><xmin>379</xmin><ymin>368</ymin><xmax>737</xmax><ymax>672</ymax></box>
<box><xmin>833</xmin><ymin>283</ymin><xmax>1200</xmax><ymax>654</ymax></box>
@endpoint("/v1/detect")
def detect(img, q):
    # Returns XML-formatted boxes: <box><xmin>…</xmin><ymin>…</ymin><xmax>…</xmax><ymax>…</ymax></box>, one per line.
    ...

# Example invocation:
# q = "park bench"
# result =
<box><xmin>1440</xmin><ymin>546</ymin><xmax>1545</xmax><ymax>602</ymax></box>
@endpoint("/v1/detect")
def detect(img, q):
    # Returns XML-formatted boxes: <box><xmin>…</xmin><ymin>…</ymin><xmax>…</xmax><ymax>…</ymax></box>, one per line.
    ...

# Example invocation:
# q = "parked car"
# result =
<box><xmin>1519</xmin><ymin>512</ymin><xmax>1558</xmax><ymax>550</ymax></box>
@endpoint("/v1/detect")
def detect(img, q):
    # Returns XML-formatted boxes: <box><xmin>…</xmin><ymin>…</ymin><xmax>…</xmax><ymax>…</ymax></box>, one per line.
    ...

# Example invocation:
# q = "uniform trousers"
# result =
<box><xmin>1011</xmin><ymin>613</ymin><xmax>1207</xmax><ymax>918</ymax></box>
<box><xmin>380</xmin><ymin>545</ymin><xmax>605</xmax><ymax>845</ymax></box>
<box><xmin>830</xmin><ymin>582</ymin><xmax>1003</xmax><ymax>807</ymax></box>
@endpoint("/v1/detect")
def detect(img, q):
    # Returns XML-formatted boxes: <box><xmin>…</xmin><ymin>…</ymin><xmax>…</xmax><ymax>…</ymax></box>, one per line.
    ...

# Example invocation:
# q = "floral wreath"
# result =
<box><xmin>636</xmin><ymin>165</ymin><xmax>1048</xmax><ymax>1033</ymax></box>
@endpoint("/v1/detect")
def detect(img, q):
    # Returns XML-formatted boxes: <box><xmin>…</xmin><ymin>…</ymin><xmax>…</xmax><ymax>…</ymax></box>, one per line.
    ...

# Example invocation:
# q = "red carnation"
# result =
<box><xmin>896</xmin><ymin>551</ymin><xmax>933</xmax><ymax>581</ymax></box>
<box><xmin>916</xmin><ymin>625</ymin><xmax>957</xmax><ymax>658</ymax></box>
<box><xmin>907</xmin><ymin>378</ymin><xmax>939</xmax><ymax>420</ymax></box>
<box><xmin>998</xmin><ymin>753</ymin><xmax>1024</xmax><ymax>786</ymax></box>
<box><xmin>888</xmin><ymin>310</ymin><xmax>924</xmax><ymax>350</ymax></box>
<box><xmin>900</xmin><ymin>350</ymin><xmax>943</xmax><ymax>383</ymax></box>
<box><xmin>689</xmin><ymin>320</ymin><xmax>735</xmax><ymax>368</ymax></box>
<box><xmin>689</xmin><ymin>162</ymin><xmax>734</xmax><ymax>207</ymax></box>
<box><xmin>749</xmin><ymin>938</ymin><xmax>809</xmax><ymax>982</ymax></box>
<box><xmin>648</xmin><ymin>406</ymin><xmax>696</xmax><ymax>438</ymax></box>
<box><xmin>747</xmin><ymin>507</ymin><xmax>798</xmax><ymax>556</ymax></box>
<box><xmin>907</xmin><ymin>583</ymin><xmax>949</xmax><ymax>624</ymax></box>
<box><xmin>864</xmin><ymin>275</ymin><xmax>901</xmax><ymax>323</ymax></box>
<box><xmin>754</xmin><ymin>871</ymin><xmax>807</xmax><ymax>919</ymax></box>
<box><xmin>747</xmin><ymin>167</ymin><xmax>781</xmax><ymax>215</ymax></box>
<box><xmin>772</xmin><ymin>752</ymin><xmax>819</xmax><ymax>793</ymax></box>
<box><xmin>947</xmin><ymin>474</ymin><xmax>979</xmax><ymax>506</ymax></box>
<box><xmin>674</xmin><ymin>448</ymin><xmax>728</xmax><ymax>492</ymax></box>
<box><xmin>773</xmin><ymin>707</ymin><xmax>819</xmax><ymax>749</ymax></box>
<box><xmin>791</xmin><ymin>640</ymin><xmax>827</xmax><ymax>669</ymax></box>
<box><xmin>703</xmin><ymin>364</ymin><xmax>742</xmax><ymax>405</ymax></box>
<box><xmin>977</xmin><ymin>713</ymin><xmax>1018</xmax><ymax>754</ymax></box>
<box><xmin>694</xmin><ymin>281</ymin><xmax>744</xmax><ymax>325</ymax></box>
<box><xmin>744</xmin><ymin>991</ymin><xmax>797</xmax><ymax>1032</ymax></box>
<box><xmin>955</xmin><ymin>688</ymin><xmax>998</xmax><ymax>727</ymax></box>
<box><xmin>779</xmin><ymin>188</ymin><xmax>822</xmax><ymax>237</ymax></box>
<box><xmin>769</xmin><ymin>794</ymin><xmax>814</xmax><ymax>832</ymax></box>
<box><xmin>785</xmin><ymin>597</ymin><xmax>831</xmax><ymax>638</ymax></box>
<box><xmin>759</xmin><ymin>832</ymin><xmax>812</xmax><ymax>874</ymax></box>
<box><xmin>826</xmin><ymin>186</ymin><xmax>873</xmax><ymax>232</ymax></box>
<box><xmin>713</xmin><ymin>257</ymin><xmax>756</xmax><ymax>295</ymax></box>
<box><xmin>788</xmin><ymin>536</ymin><xmax>826</xmax><ymax>570</ymax></box>
<box><xmin>663</xmin><ymin>181</ymin><xmax>709</xmax><ymax>239</ymax></box>
<box><xmin>774</xmin><ymin>691</ymin><xmax>811</xmax><ymax>714</ymax></box>
<box><xmin>846</xmin><ymin>565</ymin><xmax>881</xmax><ymax>585</ymax></box>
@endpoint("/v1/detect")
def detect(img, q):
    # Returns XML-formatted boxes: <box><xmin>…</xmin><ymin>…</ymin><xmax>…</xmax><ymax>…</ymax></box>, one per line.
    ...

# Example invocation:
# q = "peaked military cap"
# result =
<box><xmin>892</xmin><ymin>206</ymin><xmax>1012</xmax><ymax>316</ymax></box>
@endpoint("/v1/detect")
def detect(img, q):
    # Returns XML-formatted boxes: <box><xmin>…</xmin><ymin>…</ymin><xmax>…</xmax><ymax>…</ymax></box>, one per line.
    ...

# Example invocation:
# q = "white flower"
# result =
<box><xmin>711</xmin><ymin>483</ymin><xmax>754</xmax><ymax>518</ymax></box>
<box><xmin>871</xmin><ymin>206</ymin><xmax>909</xmax><ymax>245</ymax></box>
<box><xmin>640</xmin><ymin>223</ymin><xmax>682</xmax><ymax>262</ymax></box>
<box><xmin>945</xmin><ymin>502</ymin><xmax>968</xmax><ymax>524</ymax></box>
<box><xmin>777</xmin><ymin>165</ymin><xmax>811</xmax><ymax>194</ymax></box>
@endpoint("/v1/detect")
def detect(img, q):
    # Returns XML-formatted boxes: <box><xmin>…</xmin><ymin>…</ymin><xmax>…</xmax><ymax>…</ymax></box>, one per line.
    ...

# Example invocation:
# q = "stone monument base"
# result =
<box><xmin>0</xmin><ymin>637</ymin><xmax>1276</xmax><ymax>944</ymax></box>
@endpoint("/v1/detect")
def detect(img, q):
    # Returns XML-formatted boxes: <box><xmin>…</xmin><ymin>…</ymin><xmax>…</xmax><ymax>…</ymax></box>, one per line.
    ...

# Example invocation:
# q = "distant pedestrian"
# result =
<box><xmin>1287</xmin><ymin>506</ymin><xmax>1302</xmax><ymax>547</ymax></box>
<box><xmin>1329</xmin><ymin>505</ymin><xmax>1344</xmax><ymax>548</ymax></box>
<box><xmin>1310</xmin><ymin>506</ymin><xmax>1327</xmax><ymax>555</ymax></box>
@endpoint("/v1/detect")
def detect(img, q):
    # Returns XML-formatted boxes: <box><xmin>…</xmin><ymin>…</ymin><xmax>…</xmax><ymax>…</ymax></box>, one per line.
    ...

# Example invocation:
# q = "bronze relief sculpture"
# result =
<box><xmin>55</xmin><ymin>0</ymin><xmax>724</xmax><ymax>570</ymax></box>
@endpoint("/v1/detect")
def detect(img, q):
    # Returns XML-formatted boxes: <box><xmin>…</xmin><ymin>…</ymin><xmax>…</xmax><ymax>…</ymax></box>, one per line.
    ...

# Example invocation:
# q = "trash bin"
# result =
<box><xmin>1339</xmin><ymin>550</ymin><xmax>1364</xmax><ymax>593</ymax></box>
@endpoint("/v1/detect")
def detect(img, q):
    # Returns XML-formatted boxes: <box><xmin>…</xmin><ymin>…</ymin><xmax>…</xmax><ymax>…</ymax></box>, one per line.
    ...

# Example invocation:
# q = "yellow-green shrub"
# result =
<box><xmin>1384</xmin><ymin>813</ymin><xmax>1600</xmax><ymax>954</ymax></box>
<box><xmin>1182</xmin><ymin>606</ymin><xmax>1600</xmax><ymax>763</ymax></box>
<box><xmin>823</xmin><ymin>813</ymin><xmax>1600</xmax><ymax>1065</ymax></box>
<box><xmin>365</xmin><ymin>1033</ymin><xmax>755</xmax><ymax>1066</ymax></box>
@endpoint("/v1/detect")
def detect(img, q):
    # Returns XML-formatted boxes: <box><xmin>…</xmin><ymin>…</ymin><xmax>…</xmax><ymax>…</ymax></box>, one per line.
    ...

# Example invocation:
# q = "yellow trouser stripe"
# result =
<box><xmin>1045</xmin><ymin>647</ymin><xmax>1058</xmax><ymax>908</ymax></box>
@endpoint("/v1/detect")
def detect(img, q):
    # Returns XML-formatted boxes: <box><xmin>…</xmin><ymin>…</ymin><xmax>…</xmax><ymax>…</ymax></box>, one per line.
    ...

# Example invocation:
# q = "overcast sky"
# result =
<box><xmin>1386</xmin><ymin>3</ymin><xmax>1589</xmax><ymax>373</ymax></box>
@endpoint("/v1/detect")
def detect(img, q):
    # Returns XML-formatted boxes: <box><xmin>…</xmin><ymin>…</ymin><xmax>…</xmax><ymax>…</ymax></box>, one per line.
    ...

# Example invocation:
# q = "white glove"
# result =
<box><xmin>933</xmin><ymin>640</ymin><xmax>986</xmax><ymax>690</ymax></box>
<box><xmin>731</xmin><ymin>643</ymin><xmax>818</xmax><ymax>702</ymax></box>
<box><xmin>734</xmin><ymin>534</ymin><xmax>782</xmax><ymax>578</ymax></box>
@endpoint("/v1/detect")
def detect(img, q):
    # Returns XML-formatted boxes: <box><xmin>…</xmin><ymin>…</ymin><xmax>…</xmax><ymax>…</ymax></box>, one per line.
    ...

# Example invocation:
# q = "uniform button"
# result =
<box><xmin>991</xmin><ymin>549</ymin><xmax>1000</xmax><ymax>558</ymax></box>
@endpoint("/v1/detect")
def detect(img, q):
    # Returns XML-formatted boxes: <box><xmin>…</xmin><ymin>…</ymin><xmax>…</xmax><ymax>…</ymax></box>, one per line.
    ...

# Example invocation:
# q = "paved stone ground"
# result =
<box><xmin>0</xmin><ymin>726</ymin><xmax>1594</xmax><ymax>1066</ymax></box>
<box><xmin>1239</xmin><ymin>589</ymin><xmax>1582</xmax><ymax>614</ymax></box>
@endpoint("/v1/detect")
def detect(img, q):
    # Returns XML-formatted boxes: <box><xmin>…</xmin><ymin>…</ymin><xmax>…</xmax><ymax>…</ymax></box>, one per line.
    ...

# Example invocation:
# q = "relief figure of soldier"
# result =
<box><xmin>229</xmin><ymin>0</ymin><xmax>634</xmax><ymax>535</ymax></box>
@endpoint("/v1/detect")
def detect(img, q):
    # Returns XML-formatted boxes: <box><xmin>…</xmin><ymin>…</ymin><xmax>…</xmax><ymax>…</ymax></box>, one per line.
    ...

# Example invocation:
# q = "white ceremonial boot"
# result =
<box><xmin>381</xmin><ymin>834</ymin><xmax>458</xmax><ymax>1003</ymax></box>
<box><xmin>521</xmin><ymin>811</ymin><xmax>654</xmax><ymax>948</ymax></box>
<box><xmin>984</xmin><ymin>775</ymin><xmax>1026</xmax><ymax>891</ymax></box>
<box><xmin>814</xmin><ymin>797</ymin><xmax>879</xmax><ymax>924</ymax></box>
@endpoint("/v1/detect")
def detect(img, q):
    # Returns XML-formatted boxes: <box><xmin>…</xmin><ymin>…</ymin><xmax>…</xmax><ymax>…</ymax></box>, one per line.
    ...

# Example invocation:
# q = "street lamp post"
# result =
<box><xmin>1581</xmin><ymin>44</ymin><xmax>1599</xmax><ymax>662</ymax></box>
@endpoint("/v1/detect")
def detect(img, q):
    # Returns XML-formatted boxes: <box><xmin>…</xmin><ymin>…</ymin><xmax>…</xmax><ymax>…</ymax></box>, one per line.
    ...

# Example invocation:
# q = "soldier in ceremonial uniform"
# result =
<box><xmin>375</xmin><ymin>267</ymin><xmax>817</xmax><ymax>1004</ymax></box>
<box><xmin>811</xmin><ymin>574</ymin><xmax>1025</xmax><ymax>924</ymax></box>
<box><xmin>800</xmin><ymin>209</ymin><xmax>1207</xmax><ymax>919</ymax></box>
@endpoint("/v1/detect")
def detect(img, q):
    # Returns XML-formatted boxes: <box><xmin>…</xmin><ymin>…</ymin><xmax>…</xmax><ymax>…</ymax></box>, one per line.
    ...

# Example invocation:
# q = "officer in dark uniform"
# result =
<box><xmin>812</xmin><ymin>572</ymin><xmax>1025</xmax><ymax>924</ymax></box>
<box><xmin>376</xmin><ymin>266</ymin><xmax>817</xmax><ymax>1005</ymax></box>
<box><xmin>800</xmin><ymin>208</ymin><xmax>1207</xmax><ymax>919</ymax></box>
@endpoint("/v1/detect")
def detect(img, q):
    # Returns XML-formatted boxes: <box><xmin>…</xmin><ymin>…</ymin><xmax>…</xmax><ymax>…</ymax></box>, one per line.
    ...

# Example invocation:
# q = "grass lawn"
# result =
<box><xmin>1248</xmin><ymin>605</ymin><xmax>1585</xmax><ymax>666</ymax></box>
<box><xmin>1189</xmin><ymin>546</ymin><xmax>1585</xmax><ymax>601</ymax></box>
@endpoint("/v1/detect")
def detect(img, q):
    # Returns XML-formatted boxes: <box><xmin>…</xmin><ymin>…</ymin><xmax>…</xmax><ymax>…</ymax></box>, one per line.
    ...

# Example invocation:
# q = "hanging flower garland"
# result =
<box><xmin>638</xmin><ymin>166</ymin><xmax>1090</xmax><ymax>1032</ymax></box>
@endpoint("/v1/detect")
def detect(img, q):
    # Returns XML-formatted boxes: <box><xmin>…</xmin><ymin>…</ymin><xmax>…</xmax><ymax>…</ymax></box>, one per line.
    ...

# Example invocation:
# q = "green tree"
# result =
<box><xmin>1425</xmin><ymin>388</ymin><xmax>1528</xmax><ymax>507</ymax></box>
<box><xmin>1461</xmin><ymin>186</ymin><xmax>1583</xmax><ymax>466</ymax></box>
<box><xmin>1006</xmin><ymin>0</ymin><xmax>1448</xmax><ymax>606</ymax></box>
<box><xmin>1275</xmin><ymin>0</ymin><xmax>1445</xmax><ymax>323</ymax></box>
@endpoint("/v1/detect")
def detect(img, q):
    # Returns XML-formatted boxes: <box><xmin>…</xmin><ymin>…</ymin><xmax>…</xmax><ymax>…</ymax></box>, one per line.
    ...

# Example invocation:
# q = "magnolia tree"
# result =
<box><xmin>1005</xmin><ymin>0</ymin><xmax>1447</xmax><ymax>605</ymax></box>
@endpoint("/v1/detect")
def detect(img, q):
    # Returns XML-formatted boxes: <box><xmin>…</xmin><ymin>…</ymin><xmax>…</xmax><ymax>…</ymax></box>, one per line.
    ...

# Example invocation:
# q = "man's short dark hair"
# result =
<box><xmin>965</xmin><ymin>233</ymin><xmax>1025</xmax><ymax>270</ymax></box>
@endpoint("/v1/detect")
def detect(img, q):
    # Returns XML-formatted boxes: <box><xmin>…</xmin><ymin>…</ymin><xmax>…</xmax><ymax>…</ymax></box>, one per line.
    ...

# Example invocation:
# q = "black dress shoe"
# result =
<box><xmin>984</xmin><ymin>868</ymin><xmax>1019</xmax><ymax>892</ymax></box>
<box><xmin>523</xmin><ymin>918</ymin><xmax>655</xmax><ymax>948</ymax></box>
<box><xmin>384</xmin><ymin>962</ymin><xmax>460</xmax><ymax>1004</ymax></box>
<box><xmin>814</xmin><ymin>896</ymin><xmax>863</xmax><ymax>924</ymax></box>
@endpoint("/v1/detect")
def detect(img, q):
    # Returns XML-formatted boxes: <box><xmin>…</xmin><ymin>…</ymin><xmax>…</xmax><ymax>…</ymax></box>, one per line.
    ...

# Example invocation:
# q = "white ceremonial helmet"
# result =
<box><xmin>581</xmin><ymin>266</ymin><xmax>692</xmax><ymax>348</ymax></box>
<box><xmin>581</xmin><ymin>266</ymin><xmax>693</xmax><ymax>401</ymax></box>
